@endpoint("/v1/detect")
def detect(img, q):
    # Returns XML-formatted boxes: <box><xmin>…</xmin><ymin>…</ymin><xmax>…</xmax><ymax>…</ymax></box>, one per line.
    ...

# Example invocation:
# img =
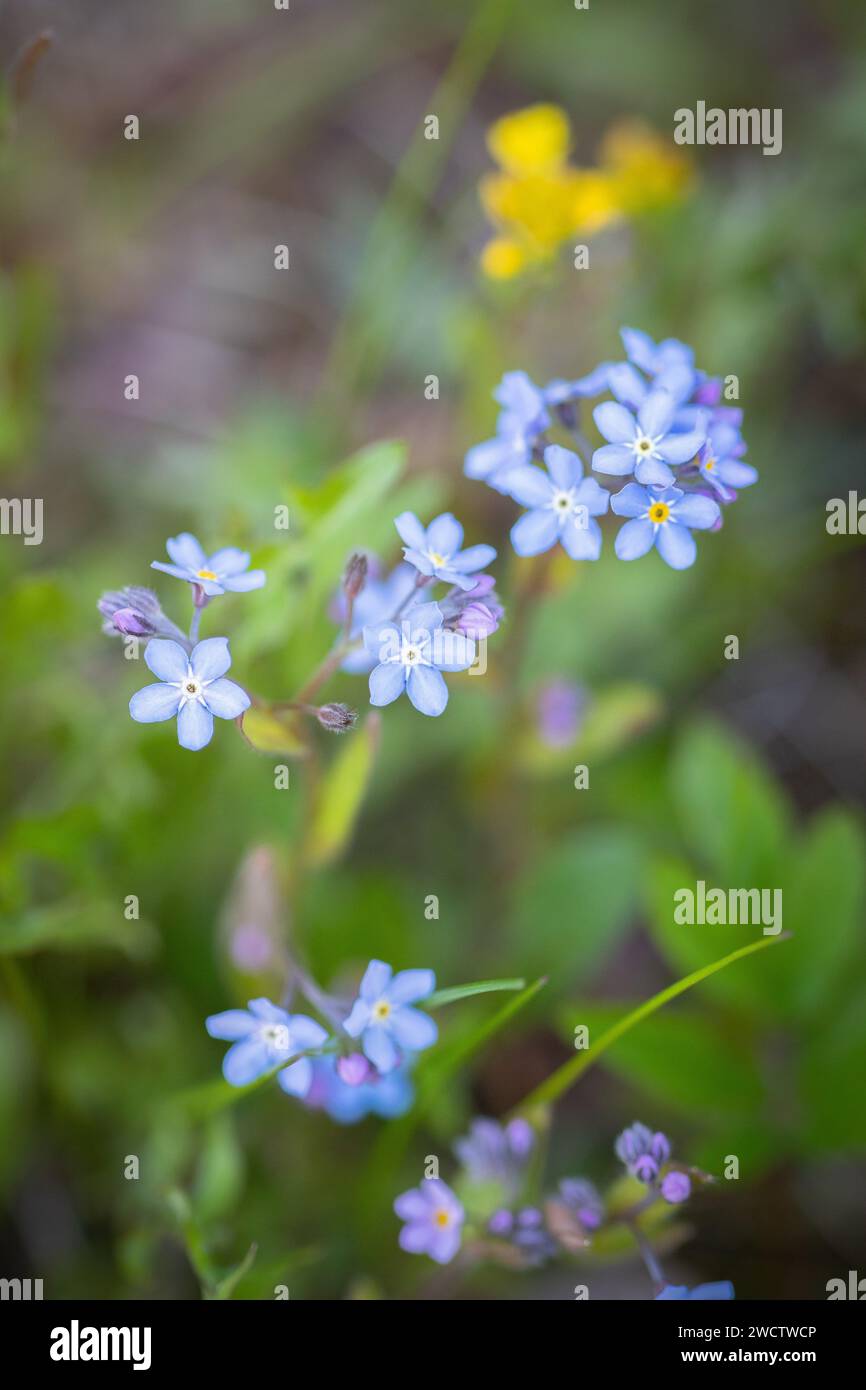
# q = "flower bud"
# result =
<box><xmin>343</xmin><ymin>552</ymin><xmax>368</xmax><ymax>601</ymax></box>
<box><xmin>661</xmin><ymin>1171</ymin><xmax>691</xmax><ymax>1204</ymax></box>
<box><xmin>337</xmin><ymin>1053</ymin><xmax>371</xmax><ymax>1087</ymax></box>
<box><xmin>453</xmin><ymin>601</ymin><xmax>499</xmax><ymax>638</ymax></box>
<box><xmin>316</xmin><ymin>702</ymin><xmax>358</xmax><ymax>733</ymax></box>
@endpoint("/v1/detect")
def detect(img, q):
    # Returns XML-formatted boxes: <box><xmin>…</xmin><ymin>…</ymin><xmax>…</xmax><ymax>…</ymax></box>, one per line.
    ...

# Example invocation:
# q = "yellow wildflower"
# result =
<box><xmin>599</xmin><ymin>119</ymin><xmax>693</xmax><ymax>214</ymax></box>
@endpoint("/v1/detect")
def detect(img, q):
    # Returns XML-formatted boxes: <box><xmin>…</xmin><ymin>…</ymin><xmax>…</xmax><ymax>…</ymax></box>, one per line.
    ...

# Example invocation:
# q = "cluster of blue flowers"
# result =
<box><xmin>393</xmin><ymin>1116</ymin><xmax>734</xmax><ymax>1299</ymax></box>
<box><xmin>331</xmin><ymin>512</ymin><xmax>503</xmax><ymax>718</ymax></box>
<box><xmin>99</xmin><ymin>533</ymin><xmax>264</xmax><ymax>750</ymax></box>
<box><xmin>205</xmin><ymin>959</ymin><xmax>437</xmax><ymax>1124</ymax></box>
<box><xmin>464</xmin><ymin>327</ymin><xmax>757</xmax><ymax>570</ymax></box>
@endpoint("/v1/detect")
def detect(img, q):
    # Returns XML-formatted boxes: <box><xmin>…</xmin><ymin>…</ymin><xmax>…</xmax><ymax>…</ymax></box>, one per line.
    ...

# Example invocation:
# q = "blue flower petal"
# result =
<box><xmin>222</xmin><ymin>1037</ymin><xmax>271</xmax><ymax>1086</ymax></box>
<box><xmin>502</xmin><ymin>465</ymin><xmax>552</xmax><ymax>509</ymax></box>
<box><xmin>634</xmin><ymin>454</ymin><xmax>675</xmax><ymax>488</ymax></box>
<box><xmin>190</xmin><ymin>637</ymin><xmax>231</xmax><ymax>682</ymax></box>
<box><xmin>363</xmin><ymin>1026</ymin><xmax>399</xmax><ymax>1073</ymax></box>
<box><xmin>594</xmin><ymin>401</ymin><xmax>636</xmax><ymax>445</ymax></box>
<box><xmin>608</xmin><ymin>362</ymin><xmax>648</xmax><ymax>410</ymax></box>
<box><xmin>276</xmin><ymin>1057</ymin><xmax>314</xmax><ymax>1098</ymax></box>
<box><xmin>206</xmin><ymin>547</ymin><xmax>249</xmax><ymax>575</ymax></box>
<box><xmin>615</xmin><ymin>517</ymin><xmax>656</xmax><ymax>561</ymax></box>
<box><xmin>389</xmin><ymin>1006</ymin><xmax>438</xmax><ymax>1051</ymax></box>
<box><xmin>144</xmin><ymin>638</ymin><xmax>188</xmax><ymax>682</ymax></box>
<box><xmin>220</xmin><ymin>570</ymin><xmax>266</xmax><ymax>592</ymax></box>
<box><xmin>129</xmin><ymin>682</ymin><xmax>181</xmax><ymax>723</ymax></box>
<box><xmin>387</xmin><ymin>968</ymin><xmax>436</xmax><ymax>1005</ymax></box>
<box><xmin>166</xmin><ymin>533</ymin><xmax>206</xmax><ymax>570</ymax></box>
<box><xmin>560</xmin><ymin>515</ymin><xmax>603</xmax><ymax>561</ymax></box>
<box><xmin>394</xmin><ymin>511</ymin><xmax>428</xmax><ymax>550</ymax></box>
<box><xmin>177</xmin><ymin>700</ymin><xmax>214</xmax><ymax>750</ymax></box>
<box><xmin>360</xmin><ymin>959</ymin><xmax>393</xmax><ymax>1001</ymax></box>
<box><xmin>544</xmin><ymin>444</ymin><xmax>582</xmax><ymax>489</ymax></box>
<box><xmin>205</xmin><ymin>1009</ymin><xmax>255</xmax><ymax>1040</ymax></box>
<box><xmin>433</xmin><ymin>630</ymin><xmax>475</xmax><ymax>673</ymax></box>
<box><xmin>369</xmin><ymin>661</ymin><xmax>406</xmax><ymax>707</ymax></box>
<box><xmin>610</xmin><ymin>482</ymin><xmax>651</xmax><ymax>518</ymax></box>
<box><xmin>288</xmin><ymin>1014</ymin><xmax>329</xmax><ymax>1049</ymax></box>
<box><xmin>406</xmin><ymin>665</ymin><xmax>448</xmax><ymax>717</ymax></box>
<box><xmin>202</xmin><ymin>677</ymin><xmax>250</xmax><ymax>720</ymax></box>
<box><xmin>448</xmin><ymin>543</ymin><xmax>496</xmax><ymax>573</ymax></box>
<box><xmin>656</xmin><ymin>429</ymin><xmax>705</xmax><ymax>465</ymax></box>
<box><xmin>656</xmin><ymin>521</ymin><xmax>697</xmax><ymax>569</ymax></box>
<box><xmin>671</xmin><ymin>495</ymin><xmax>721</xmax><ymax>529</ymax></box>
<box><xmin>426</xmin><ymin>512</ymin><xmax>464</xmax><ymax>556</ymax></box>
<box><xmin>638</xmin><ymin>389</ymin><xmax>676</xmax><ymax>438</ymax></box>
<box><xmin>343</xmin><ymin>999</ymin><xmax>371</xmax><ymax>1036</ymax></box>
<box><xmin>592</xmin><ymin>444</ymin><xmax>634</xmax><ymax>476</ymax></box>
<box><xmin>510</xmin><ymin>508</ymin><xmax>560</xmax><ymax>557</ymax></box>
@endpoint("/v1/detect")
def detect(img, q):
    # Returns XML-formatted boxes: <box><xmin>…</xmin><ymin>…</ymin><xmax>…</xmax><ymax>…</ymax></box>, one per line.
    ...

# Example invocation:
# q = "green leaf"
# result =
<box><xmin>0</xmin><ymin>900</ymin><xmax>156</xmax><ymax>960</ymax></box>
<box><xmin>239</xmin><ymin>706</ymin><xmax>308</xmax><ymax>757</ymax></box>
<box><xmin>671</xmin><ymin>719</ymin><xmax>791</xmax><ymax>882</ymax></box>
<box><xmin>192</xmin><ymin>1115</ymin><xmax>245</xmax><ymax>1226</ymax></box>
<box><xmin>306</xmin><ymin>714</ymin><xmax>380</xmax><ymax>868</ymax></box>
<box><xmin>509</xmin><ymin>827</ymin><xmax>643</xmax><ymax>981</ymax></box>
<box><xmin>777</xmin><ymin>808</ymin><xmax>865</xmax><ymax>1014</ymax></box>
<box><xmin>512</xmin><ymin>933</ymin><xmax>789</xmax><ymax>1116</ymax></box>
<box><xmin>646</xmin><ymin>855</ymin><xmax>778</xmax><ymax>1017</ymax></box>
<box><xmin>426</xmin><ymin>978</ymin><xmax>526</xmax><ymax>1008</ymax></box>
<box><xmin>556</xmin><ymin>1002</ymin><xmax>763</xmax><ymax>1117</ymax></box>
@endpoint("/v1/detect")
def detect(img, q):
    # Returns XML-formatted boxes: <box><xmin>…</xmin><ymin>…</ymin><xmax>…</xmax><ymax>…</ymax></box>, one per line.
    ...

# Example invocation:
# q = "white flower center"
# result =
<box><xmin>260</xmin><ymin>1023</ymin><xmax>291</xmax><ymax>1052</ymax></box>
<box><xmin>371</xmin><ymin>999</ymin><xmax>392</xmax><ymax>1023</ymax></box>
<box><xmin>400</xmin><ymin>641</ymin><xmax>426</xmax><ymax>667</ymax></box>
<box><xmin>176</xmin><ymin>666</ymin><xmax>208</xmax><ymax>706</ymax></box>
<box><xmin>632</xmin><ymin>432</ymin><xmax>661</xmax><ymax>460</ymax></box>
<box><xmin>551</xmin><ymin>488</ymin><xmax>577</xmax><ymax>514</ymax></box>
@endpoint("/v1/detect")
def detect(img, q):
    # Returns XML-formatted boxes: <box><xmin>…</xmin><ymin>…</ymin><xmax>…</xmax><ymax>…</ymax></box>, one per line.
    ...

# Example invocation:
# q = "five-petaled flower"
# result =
<box><xmin>593</xmin><ymin>390</ymin><xmax>706</xmax><ymax>488</ymax></box>
<box><xmin>611</xmin><ymin>483</ymin><xmax>720</xmax><ymax>570</ymax></box>
<box><xmin>129</xmin><ymin>637</ymin><xmax>250</xmax><ymax>750</ymax></box>
<box><xmin>205</xmin><ymin>998</ymin><xmax>329</xmax><ymax>1097</ymax></box>
<box><xmin>395</xmin><ymin>512</ymin><xmax>497</xmax><ymax>590</ymax></box>
<box><xmin>696</xmin><ymin>419</ymin><xmax>758</xmax><ymax>499</ymax></box>
<box><xmin>394</xmin><ymin>1179</ymin><xmax>464</xmax><ymax>1264</ymax></box>
<box><xmin>364</xmin><ymin>602</ymin><xmax>475</xmax><ymax>717</ymax></box>
<box><xmin>152</xmin><ymin>533</ymin><xmax>265</xmax><ymax>596</ymax></box>
<box><xmin>343</xmin><ymin>959</ymin><xmax>437</xmax><ymax>1073</ymax></box>
<box><xmin>507</xmin><ymin>444</ymin><xmax>610</xmax><ymax>559</ymax></box>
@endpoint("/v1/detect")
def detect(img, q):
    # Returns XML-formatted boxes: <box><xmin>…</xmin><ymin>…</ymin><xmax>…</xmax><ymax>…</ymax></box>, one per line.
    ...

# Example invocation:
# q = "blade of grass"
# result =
<box><xmin>511</xmin><ymin>934</ymin><xmax>791</xmax><ymax>1117</ymax></box>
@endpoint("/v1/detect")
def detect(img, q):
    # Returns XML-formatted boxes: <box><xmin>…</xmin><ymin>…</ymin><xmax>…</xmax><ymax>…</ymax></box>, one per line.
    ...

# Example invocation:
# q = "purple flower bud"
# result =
<box><xmin>536</xmin><ymin>681</ymin><xmax>587</xmax><ymax>748</ymax></box>
<box><xmin>634</xmin><ymin>1154</ymin><xmax>659</xmax><ymax>1183</ymax></box>
<box><xmin>661</xmin><ymin>1171</ymin><xmax>691</xmax><ymax>1204</ymax></box>
<box><xmin>111</xmin><ymin>606</ymin><xmax>155</xmax><ymax>636</ymax></box>
<box><xmin>317</xmin><ymin>702</ymin><xmax>358</xmax><ymax>733</ymax></box>
<box><xmin>650</xmin><ymin>1131</ymin><xmax>672</xmax><ymax>1165</ymax></box>
<box><xmin>454</xmin><ymin>601</ymin><xmax>499</xmax><ymax>638</ymax></box>
<box><xmin>488</xmin><ymin>1208</ymin><xmax>514</xmax><ymax>1236</ymax></box>
<box><xmin>230</xmin><ymin>923</ymin><xmax>273</xmax><ymax>971</ymax></box>
<box><xmin>343</xmin><ymin>552</ymin><xmax>368</xmax><ymax>601</ymax></box>
<box><xmin>337</xmin><ymin>1053</ymin><xmax>372</xmax><ymax>1087</ymax></box>
<box><xmin>505</xmin><ymin>1117</ymin><xmax>534</xmax><ymax>1158</ymax></box>
<box><xmin>693</xmin><ymin>377</ymin><xmax>722</xmax><ymax>407</ymax></box>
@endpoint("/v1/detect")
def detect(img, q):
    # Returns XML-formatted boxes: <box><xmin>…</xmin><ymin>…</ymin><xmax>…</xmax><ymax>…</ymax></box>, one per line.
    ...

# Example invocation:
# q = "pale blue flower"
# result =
<box><xmin>611</xmin><ymin>484</ymin><xmax>720</xmax><ymax>570</ymax></box>
<box><xmin>343</xmin><ymin>959</ymin><xmax>437</xmax><ymax>1073</ymax></box>
<box><xmin>152</xmin><ymin>533</ymin><xmax>265</xmax><ymax>596</ymax></box>
<box><xmin>593</xmin><ymin>390</ymin><xmax>706</xmax><ymax>488</ymax></box>
<box><xmin>331</xmin><ymin>559</ymin><xmax>418</xmax><ymax>674</ymax></box>
<box><xmin>301</xmin><ymin>1054</ymin><xmax>415</xmax><ymax>1124</ymax></box>
<box><xmin>464</xmin><ymin>370</ymin><xmax>549</xmax><ymax>493</ymax></box>
<box><xmin>364</xmin><ymin>601</ymin><xmax>475</xmax><ymax>717</ymax></box>
<box><xmin>696</xmin><ymin>420</ymin><xmax>758</xmax><ymax>499</ymax></box>
<box><xmin>507</xmin><ymin>445</ymin><xmax>609</xmax><ymax>559</ymax></box>
<box><xmin>395</xmin><ymin>512</ymin><xmax>496</xmax><ymax>590</ymax></box>
<box><xmin>394</xmin><ymin>1179</ymin><xmax>464</xmax><ymax>1264</ymax></box>
<box><xmin>129</xmin><ymin>637</ymin><xmax>250</xmax><ymax>750</ymax></box>
<box><xmin>656</xmin><ymin>1282</ymin><xmax>735</xmax><ymax>1301</ymax></box>
<box><xmin>205</xmin><ymin>998</ymin><xmax>328</xmax><ymax>1096</ymax></box>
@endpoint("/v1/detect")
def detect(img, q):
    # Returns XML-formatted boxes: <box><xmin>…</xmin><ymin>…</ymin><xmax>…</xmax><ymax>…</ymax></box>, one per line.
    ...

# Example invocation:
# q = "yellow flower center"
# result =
<box><xmin>434</xmin><ymin>1209</ymin><xmax>451</xmax><ymax>1228</ymax></box>
<box><xmin>704</xmin><ymin>457</ymin><xmax>715</xmax><ymax>471</ymax></box>
<box><xmin>649</xmin><ymin>502</ymin><xmax>671</xmax><ymax>524</ymax></box>
<box><xmin>196</xmin><ymin>568</ymin><xmax>218</xmax><ymax>581</ymax></box>
<box><xmin>428</xmin><ymin>551</ymin><xmax>447</xmax><ymax>568</ymax></box>
<box><xmin>372</xmin><ymin>1000</ymin><xmax>391</xmax><ymax>1022</ymax></box>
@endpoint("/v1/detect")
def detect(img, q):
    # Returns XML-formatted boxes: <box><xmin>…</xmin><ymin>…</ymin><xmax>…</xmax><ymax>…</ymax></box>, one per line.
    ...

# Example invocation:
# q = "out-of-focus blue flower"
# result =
<box><xmin>611</xmin><ymin>484</ymin><xmax>720</xmax><ymax>570</ymax></box>
<box><xmin>464</xmin><ymin>370</ymin><xmax>550</xmax><ymax>493</ymax></box>
<box><xmin>395</xmin><ymin>512</ymin><xmax>496</xmax><ymax>590</ymax></box>
<box><xmin>300</xmin><ymin>1054</ymin><xmax>414</xmax><ymax>1124</ymax></box>
<box><xmin>486</xmin><ymin>1206</ymin><xmax>556</xmax><ymax>1266</ymax></box>
<box><xmin>544</xmin><ymin>362</ymin><xmax>614</xmax><ymax>405</ymax></box>
<box><xmin>205</xmin><ymin>998</ymin><xmax>328</xmax><ymax>1096</ymax></box>
<box><xmin>558</xmin><ymin>1177</ymin><xmax>604</xmax><ymax>1230</ymax></box>
<box><xmin>621</xmin><ymin>326</ymin><xmax>695</xmax><ymax>378</ymax></box>
<box><xmin>696</xmin><ymin>421</ymin><xmax>758</xmax><ymax>499</ymax></box>
<box><xmin>152</xmin><ymin>533</ymin><xmax>265</xmax><ymax>596</ymax></box>
<box><xmin>656</xmin><ymin>1282</ymin><xmax>735</xmax><ymax>1301</ymax></box>
<box><xmin>615</xmin><ymin>1122</ymin><xmax>672</xmax><ymax>1183</ymax></box>
<box><xmin>507</xmin><ymin>445</ymin><xmax>610</xmax><ymax>559</ymax></box>
<box><xmin>454</xmin><ymin>1117</ymin><xmax>534</xmax><ymax>1196</ymax></box>
<box><xmin>394</xmin><ymin>1179</ymin><xmax>464</xmax><ymax>1264</ymax></box>
<box><xmin>661</xmin><ymin>1171</ymin><xmax>692</xmax><ymax>1204</ymax></box>
<box><xmin>331</xmin><ymin>558</ymin><xmax>418</xmax><ymax>674</ymax></box>
<box><xmin>129</xmin><ymin>637</ymin><xmax>250</xmax><ymax>750</ymax></box>
<box><xmin>536</xmin><ymin>680</ymin><xmax>587</xmax><ymax>748</ymax></box>
<box><xmin>593</xmin><ymin>390</ymin><xmax>706</xmax><ymax>488</ymax></box>
<box><xmin>363</xmin><ymin>601</ymin><xmax>475</xmax><ymax>717</ymax></box>
<box><xmin>343</xmin><ymin>959</ymin><xmax>437</xmax><ymax>1073</ymax></box>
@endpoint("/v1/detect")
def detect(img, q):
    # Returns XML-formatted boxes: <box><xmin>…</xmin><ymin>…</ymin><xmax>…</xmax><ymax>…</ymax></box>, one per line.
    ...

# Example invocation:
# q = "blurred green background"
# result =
<box><xmin>1</xmin><ymin>0</ymin><xmax>865</xmax><ymax>1300</ymax></box>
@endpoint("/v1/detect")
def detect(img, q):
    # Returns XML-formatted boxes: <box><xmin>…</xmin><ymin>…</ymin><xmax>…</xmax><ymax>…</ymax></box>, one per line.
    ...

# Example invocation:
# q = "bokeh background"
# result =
<box><xmin>1</xmin><ymin>0</ymin><xmax>865</xmax><ymax>1300</ymax></box>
